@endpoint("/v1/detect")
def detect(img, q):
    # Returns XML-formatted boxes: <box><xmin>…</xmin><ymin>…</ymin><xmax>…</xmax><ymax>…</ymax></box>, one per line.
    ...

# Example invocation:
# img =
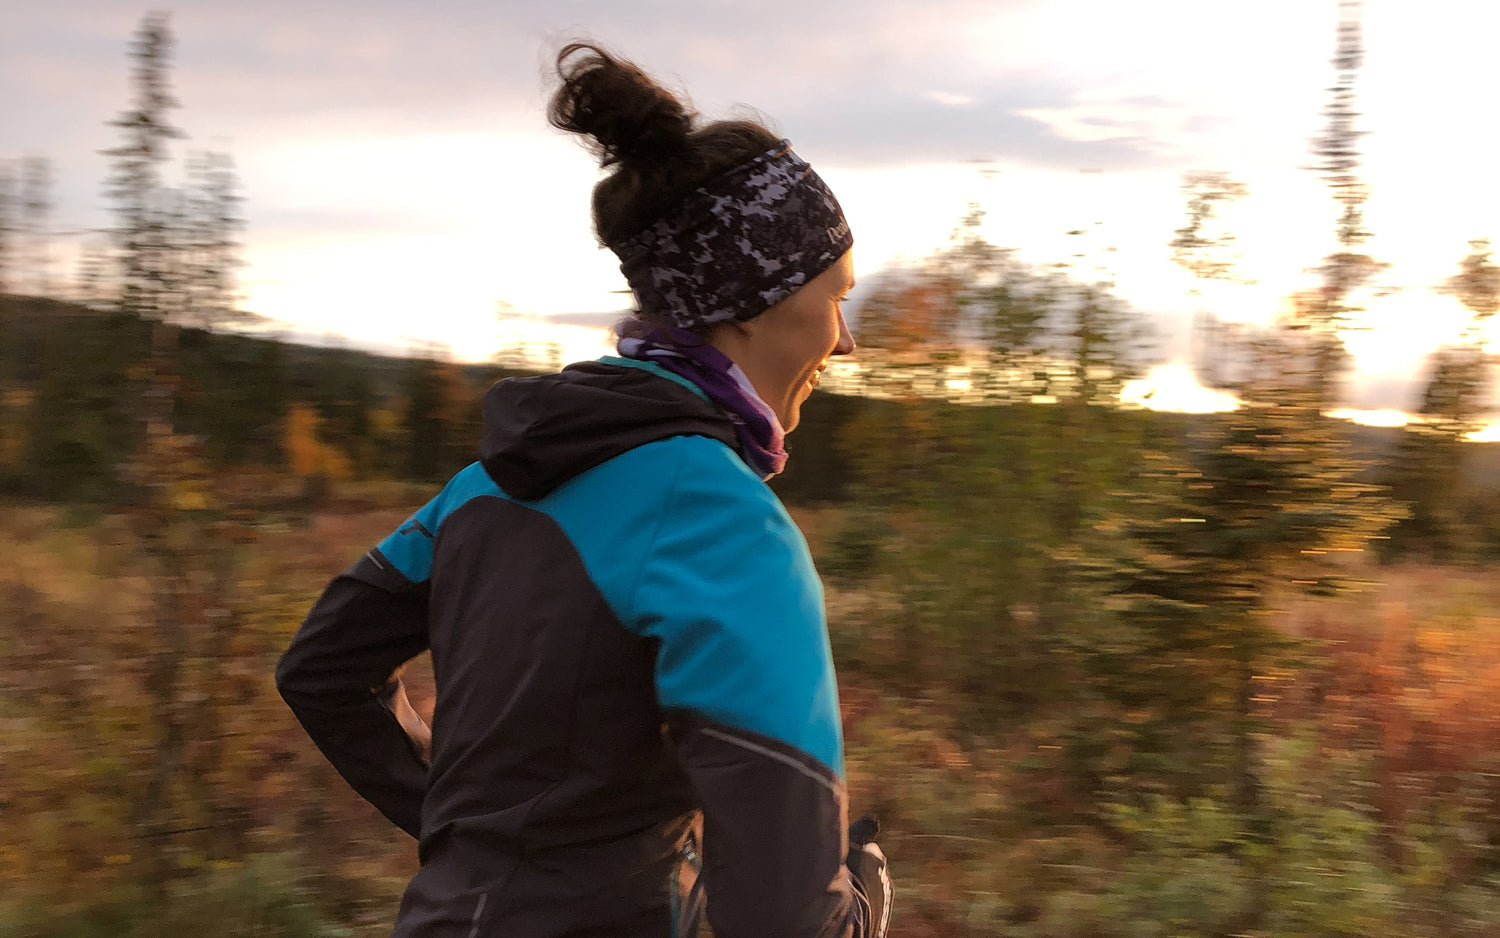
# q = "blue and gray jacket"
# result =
<box><xmin>276</xmin><ymin>358</ymin><xmax>875</xmax><ymax>937</ymax></box>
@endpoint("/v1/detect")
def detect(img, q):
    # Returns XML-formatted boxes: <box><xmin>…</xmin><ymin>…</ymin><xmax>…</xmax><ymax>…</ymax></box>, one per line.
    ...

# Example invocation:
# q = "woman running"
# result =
<box><xmin>277</xmin><ymin>41</ymin><xmax>891</xmax><ymax>938</ymax></box>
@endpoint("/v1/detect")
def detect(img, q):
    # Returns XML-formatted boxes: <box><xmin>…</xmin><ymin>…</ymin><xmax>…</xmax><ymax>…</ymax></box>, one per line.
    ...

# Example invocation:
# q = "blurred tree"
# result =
<box><xmin>0</xmin><ymin>162</ymin><xmax>14</xmax><ymax>295</ymax></box>
<box><xmin>17</xmin><ymin>304</ymin><xmax>144</xmax><ymax>498</ymax></box>
<box><xmin>1386</xmin><ymin>238</ymin><xmax>1500</xmax><ymax>558</ymax></box>
<box><xmin>294</xmin><ymin>347</ymin><xmax>376</xmax><ymax>476</ymax></box>
<box><xmin>182</xmin><ymin>149</ymin><xmax>245</xmax><ymax>329</ymax></box>
<box><xmin>1087</xmin><ymin>7</ymin><xmax>1402</xmax><ymax>929</ymax></box>
<box><xmin>21</xmin><ymin>155</ymin><xmax>54</xmax><ymax>298</ymax></box>
<box><xmin>74</xmin><ymin>235</ymin><xmax>115</xmax><ymax>311</ymax></box>
<box><xmin>1443</xmin><ymin>237</ymin><xmax>1500</xmax><ymax>319</ymax></box>
<box><xmin>154</xmin><ymin>184</ymin><xmax>193</xmax><ymax>323</ymax></box>
<box><xmin>99</xmin><ymin>14</ymin><xmax>264</xmax><ymax>898</ymax></box>
<box><xmin>404</xmin><ymin>346</ymin><xmax>477</xmax><ymax>482</ymax></box>
<box><xmin>1300</xmin><ymin>0</ymin><xmax>1387</xmax><ymax>403</ymax></box>
<box><xmin>173</xmin><ymin>330</ymin><xmax>290</xmax><ymax>468</ymax></box>
<box><xmin>285</xmin><ymin>401</ymin><xmax>353</xmax><ymax>483</ymax></box>
<box><xmin>1169</xmin><ymin>172</ymin><xmax>1249</xmax><ymax>287</ymax></box>
<box><xmin>104</xmin><ymin>11</ymin><xmax>184</xmax><ymax>320</ymax></box>
<box><xmin>833</xmin><ymin>210</ymin><xmax>1156</xmax><ymax>728</ymax></box>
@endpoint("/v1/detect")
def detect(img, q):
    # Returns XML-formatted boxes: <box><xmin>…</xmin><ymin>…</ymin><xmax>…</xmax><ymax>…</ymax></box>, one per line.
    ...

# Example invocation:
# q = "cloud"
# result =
<box><xmin>1017</xmin><ymin>92</ymin><xmax>1203</xmax><ymax>150</ymax></box>
<box><xmin>759</xmin><ymin>75</ymin><xmax>1180</xmax><ymax>172</ymax></box>
<box><xmin>923</xmin><ymin>91</ymin><xmax>979</xmax><ymax>108</ymax></box>
<box><xmin>2</xmin><ymin>0</ymin><xmax>1188</xmax><ymax>188</ymax></box>
<box><xmin>1</xmin><ymin>0</ymin><xmax>1196</xmax><ymax>266</ymax></box>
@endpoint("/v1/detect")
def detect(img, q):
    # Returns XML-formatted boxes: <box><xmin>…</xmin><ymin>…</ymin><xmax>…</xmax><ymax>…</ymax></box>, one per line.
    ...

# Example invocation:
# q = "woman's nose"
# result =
<box><xmin>834</xmin><ymin>312</ymin><xmax>855</xmax><ymax>356</ymax></box>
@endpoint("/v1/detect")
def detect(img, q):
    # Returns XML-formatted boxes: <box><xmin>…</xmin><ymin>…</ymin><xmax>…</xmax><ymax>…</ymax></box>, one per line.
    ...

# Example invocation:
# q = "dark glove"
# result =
<box><xmin>846</xmin><ymin>816</ymin><xmax>892</xmax><ymax>938</ymax></box>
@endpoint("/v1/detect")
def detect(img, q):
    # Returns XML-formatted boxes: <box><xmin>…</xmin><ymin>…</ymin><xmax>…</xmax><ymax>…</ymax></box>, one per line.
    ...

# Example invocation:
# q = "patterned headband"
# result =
<box><xmin>611</xmin><ymin>140</ymin><xmax>853</xmax><ymax>329</ymax></box>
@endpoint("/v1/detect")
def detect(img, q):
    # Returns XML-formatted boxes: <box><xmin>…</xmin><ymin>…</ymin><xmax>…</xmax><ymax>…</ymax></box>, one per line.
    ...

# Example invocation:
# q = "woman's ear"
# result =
<box><xmin>704</xmin><ymin>318</ymin><xmax>754</xmax><ymax>355</ymax></box>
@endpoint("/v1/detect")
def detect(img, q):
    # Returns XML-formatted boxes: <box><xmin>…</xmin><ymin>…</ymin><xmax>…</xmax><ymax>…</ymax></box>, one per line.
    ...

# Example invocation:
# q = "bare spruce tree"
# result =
<box><xmin>184</xmin><ymin>149</ymin><xmax>245</xmax><ymax>328</ymax></box>
<box><xmin>104</xmin><ymin>11</ymin><xmax>183</xmax><ymax>319</ymax></box>
<box><xmin>101</xmin><ymin>15</ymin><xmax>201</xmax><ymax>892</ymax></box>
<box><xmin>1301</xmin><ymin>0</ymin><xmax>1386</xmax><ymax>401</ymax></box>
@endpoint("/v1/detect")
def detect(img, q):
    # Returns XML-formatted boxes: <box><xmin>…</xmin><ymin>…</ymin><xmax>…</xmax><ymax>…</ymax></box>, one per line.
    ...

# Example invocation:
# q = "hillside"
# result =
<box><xmin>9</xmin><ymin>292</ymin><xmax>1500</xmax><ymax>507</ymax></box>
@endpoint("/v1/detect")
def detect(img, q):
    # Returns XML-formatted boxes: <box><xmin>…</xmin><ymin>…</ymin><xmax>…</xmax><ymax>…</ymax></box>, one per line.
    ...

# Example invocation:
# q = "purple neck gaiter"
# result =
<box><xmin>616</xmin><ymin>322</ymin><xmax>788</xmax><ymax>480</ymax></box>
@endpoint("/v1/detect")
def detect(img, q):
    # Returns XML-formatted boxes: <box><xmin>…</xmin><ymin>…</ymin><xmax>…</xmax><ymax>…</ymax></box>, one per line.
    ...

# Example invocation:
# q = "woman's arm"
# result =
<box><xmin>631</xmin><ymin>440</ymin><xmax>888</xmax><ymax>937</ymax></box>
<box><xmin>276</xmin><ymin>546</ymin><xmax>432</xmax><ymax>838</ymax></box>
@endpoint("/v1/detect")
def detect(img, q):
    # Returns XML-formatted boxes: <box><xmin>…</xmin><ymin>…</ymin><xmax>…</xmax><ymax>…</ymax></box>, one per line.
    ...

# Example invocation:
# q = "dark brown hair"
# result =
<box><xmin>548</xmin><ymin>42</ymin><xmax>780</xmax><ymax>248</ymax></box>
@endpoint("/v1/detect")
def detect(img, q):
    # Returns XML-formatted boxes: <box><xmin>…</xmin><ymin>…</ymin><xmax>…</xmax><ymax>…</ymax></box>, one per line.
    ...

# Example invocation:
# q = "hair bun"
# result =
<box><xmin>549</xmin><ymin>42</ymin><xmax>694</xmax><ymax>169</ymax></box>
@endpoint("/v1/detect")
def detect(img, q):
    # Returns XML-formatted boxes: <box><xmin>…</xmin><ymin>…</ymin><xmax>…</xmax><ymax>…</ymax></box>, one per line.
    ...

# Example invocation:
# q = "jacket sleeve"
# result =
<box><xmin>631</xmin><ymin>443</ymin><xmax>872</xmax><ymax>938</ymax></box>
<box><xmin>276</xmin><ymin>545</ymin><xmax>432</xmax><ymax>839</ymax></box>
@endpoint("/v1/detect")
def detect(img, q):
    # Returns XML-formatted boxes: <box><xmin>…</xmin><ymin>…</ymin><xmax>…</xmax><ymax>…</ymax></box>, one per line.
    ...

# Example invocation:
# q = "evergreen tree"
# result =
<box><xmin>183</xmin><ymin>149</ymin><xmax>245</xmax><ymax>328</ymax></box>
<box><xmin>1386</xmin><ymin>238</ymin><xmax>1499</xmax><ymax>558</ymax></box>
<box><xmin>154</xmin><ymin>184</ymin><xmax>192</xmax><ymax>323</ymax></box>
<box><xmin>99</xmin><ymin>18</ymin><xmax>239</xmax><ymax>891</ymax></box>
<box><xmin>403</xmin><ymin>344</ymin><xmax>474</xmax><ymax>483</ymax></box>
<box><xmin>104</xmin><ymin>12</ymin><xmax>183</xmax><ymax>319</ymax></box>
<box><xmin>1299</xmin><ymin>0</ymin><xmax>1386</xmax><ymax>403</ymax></box>
<box><xmin>1076</xmin><ymin>8</ymin><xmax>1400</xmax><ymax>921</ymax></box>
<box><xmin>1443</xmin><ymin>237</ymin><xmax>1500</xmax><ymax>321</ymax></box>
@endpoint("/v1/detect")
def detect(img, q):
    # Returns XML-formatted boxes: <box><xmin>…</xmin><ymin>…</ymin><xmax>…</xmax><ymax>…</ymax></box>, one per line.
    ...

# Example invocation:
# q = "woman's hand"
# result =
<box><xmin>847</xmin><ymin>816</ymin><xmax>892</xmax><ymax>938</ymax></box>
<box><xmin>376</xmin><ymin>677</ymin><xmax>433</xmax><ymax>766</ymax></box>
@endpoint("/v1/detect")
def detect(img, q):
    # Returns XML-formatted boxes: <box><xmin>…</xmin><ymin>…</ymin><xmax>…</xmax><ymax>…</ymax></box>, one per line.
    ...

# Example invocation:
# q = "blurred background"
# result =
<box><xmin>3</xmin><ymin>1</ymin><xmax>1500</xmax><ymax>935</ymax></box>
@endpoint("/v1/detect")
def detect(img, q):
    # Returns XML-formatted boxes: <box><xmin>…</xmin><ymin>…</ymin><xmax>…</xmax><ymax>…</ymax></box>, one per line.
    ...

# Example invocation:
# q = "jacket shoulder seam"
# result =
<box><xmin>698</xmin><ymin>724</ymin><xmax>841</xmax><ymax>798</ymax></box>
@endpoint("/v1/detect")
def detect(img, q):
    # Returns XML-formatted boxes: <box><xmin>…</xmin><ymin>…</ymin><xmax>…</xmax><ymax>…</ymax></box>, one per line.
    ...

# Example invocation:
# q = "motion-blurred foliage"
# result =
<box><xmin>0</xmin><ymin>500</ymin><xmax>422</xmax><ymax>937</ymax></box>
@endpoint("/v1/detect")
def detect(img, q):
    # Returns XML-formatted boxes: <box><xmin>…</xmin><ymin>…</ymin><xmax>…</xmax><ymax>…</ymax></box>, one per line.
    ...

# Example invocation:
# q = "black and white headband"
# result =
<box><xmin>611</xmin><ymin>140</ymin><xmax>853</xmax><ymax>329</ymax></box>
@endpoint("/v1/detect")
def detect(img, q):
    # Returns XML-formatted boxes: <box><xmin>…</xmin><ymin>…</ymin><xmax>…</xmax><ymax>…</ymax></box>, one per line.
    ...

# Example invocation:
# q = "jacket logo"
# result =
<box><xmin>399</xmin><ymin>518</ymin><xmax>434</xmax><ymax>538</ymax></box>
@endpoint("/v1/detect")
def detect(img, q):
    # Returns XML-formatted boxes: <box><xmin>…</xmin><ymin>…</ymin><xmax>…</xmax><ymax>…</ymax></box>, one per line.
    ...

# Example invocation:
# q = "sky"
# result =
<box><xmin>2</xmin><ymin>0</ymin><xmax>1497</xmax><ymax>419</ymax></box>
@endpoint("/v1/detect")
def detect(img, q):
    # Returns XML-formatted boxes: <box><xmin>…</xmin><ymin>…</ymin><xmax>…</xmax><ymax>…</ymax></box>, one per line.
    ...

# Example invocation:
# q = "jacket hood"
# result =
<box><xmin>479</xmin><ymin>359</ymin><xmax>738</xmax><ymax>500</ymax></box>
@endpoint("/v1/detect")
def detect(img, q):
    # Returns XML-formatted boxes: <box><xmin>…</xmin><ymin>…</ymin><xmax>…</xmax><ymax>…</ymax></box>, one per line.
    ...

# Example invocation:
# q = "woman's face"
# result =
<box><xmin>715</xmin><ymin>250</ymin><xmax>856</xmax><ymax>433</ymax></box>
